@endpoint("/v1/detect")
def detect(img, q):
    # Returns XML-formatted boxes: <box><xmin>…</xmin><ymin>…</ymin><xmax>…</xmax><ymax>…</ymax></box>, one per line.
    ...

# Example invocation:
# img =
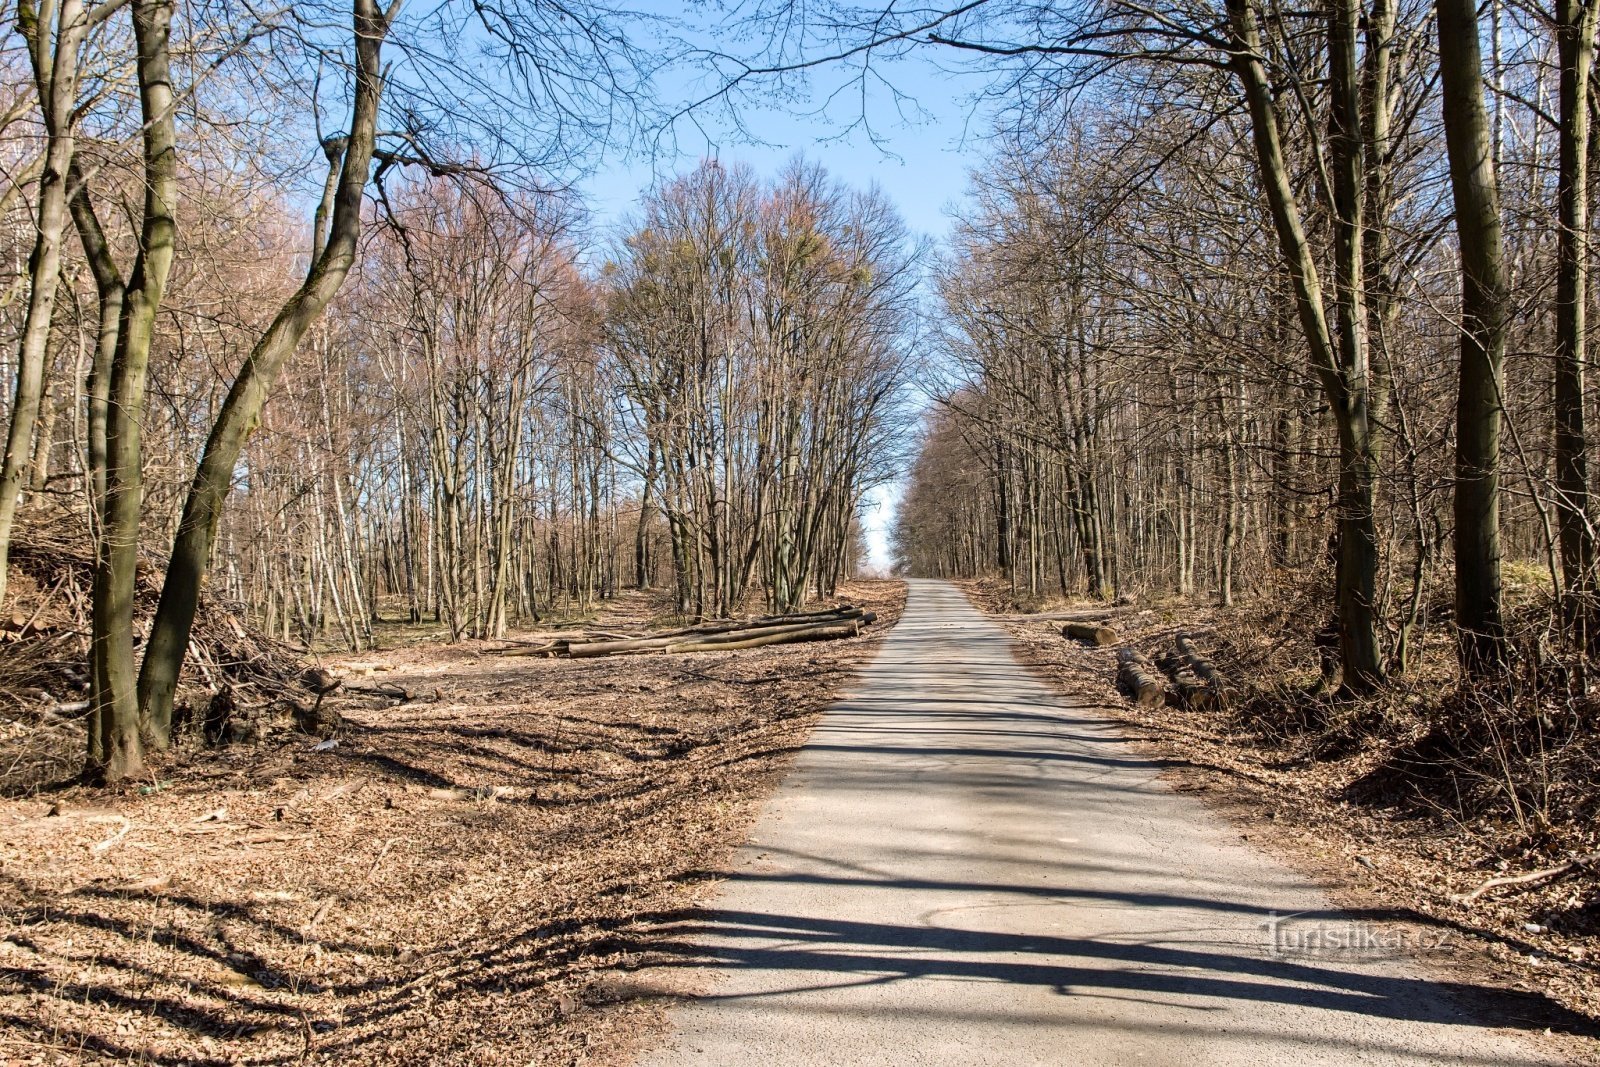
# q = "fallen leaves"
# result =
<box><xmin>0</xmin><ymin>579</ymin><xmax>906</xmax><ymax>1065</ymax></box>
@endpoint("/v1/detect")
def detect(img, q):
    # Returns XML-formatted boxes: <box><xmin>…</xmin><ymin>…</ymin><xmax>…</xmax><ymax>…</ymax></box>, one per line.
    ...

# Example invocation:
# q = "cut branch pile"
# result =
<box><xmin>498</xmin><ymin>604</ymin><xmax>877</xmax><ymax>659</ymax></box>
<box><xmin>0</xmin><ymin>520</ymin><xmax>309</xmax><ymax>790</ymax></box>
<box><xmin>1</xmin><ymin>522</ymin><xmax>303</xmax><ymax>712</ymax></box>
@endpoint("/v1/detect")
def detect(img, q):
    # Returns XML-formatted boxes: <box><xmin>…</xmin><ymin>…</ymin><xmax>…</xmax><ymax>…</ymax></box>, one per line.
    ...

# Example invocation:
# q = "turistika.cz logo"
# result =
<box><xmin>1258</xmin><ymin>911</ymin><xmax>1453</xmax><ymax>959</ymax></box>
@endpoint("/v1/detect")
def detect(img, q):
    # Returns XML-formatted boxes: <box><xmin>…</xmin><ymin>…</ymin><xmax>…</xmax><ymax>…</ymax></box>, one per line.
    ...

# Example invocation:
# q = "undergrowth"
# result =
<box><xmin>0</xmin><ymin>514</ymin><xmax>303</xmax><ymax>794</ymax></box>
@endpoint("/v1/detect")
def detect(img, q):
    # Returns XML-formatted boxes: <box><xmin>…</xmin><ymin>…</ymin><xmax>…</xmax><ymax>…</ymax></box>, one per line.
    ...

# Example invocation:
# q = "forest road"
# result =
<box><xmin>632</xmin><ymin>579</ymin><xmax>1575</xmax><ymax>1066</ymax></box>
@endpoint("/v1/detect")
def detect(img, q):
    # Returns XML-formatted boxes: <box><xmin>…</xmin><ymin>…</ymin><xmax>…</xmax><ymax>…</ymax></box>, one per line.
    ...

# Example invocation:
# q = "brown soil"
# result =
<box><xmin>956</xmin><ymin>577</ymin><xmax>1600</xmax><ymax>1052</ymax></box>
<box><xmin>0</xmin><ymin>579</ymin><xmax>906</xmax><ymax>1066</ymax></box>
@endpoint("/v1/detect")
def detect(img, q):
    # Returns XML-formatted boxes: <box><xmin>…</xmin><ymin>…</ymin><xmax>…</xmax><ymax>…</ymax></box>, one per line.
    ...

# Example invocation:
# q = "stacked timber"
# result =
<box><xmin>1115</xmin><ymin>649</ymin><xmax>1166</xmax><ymax>708</ymax></box>
<box><xmin>499</xmin><ymin>604</ymin><xmax>875</xmax><ymax>659</ymax></box>
<box><xmin>1175</xmin><ymin>633</ymin><xmax>1228</xmax><ymax>705</ymax></box>
<box><xmin>1153</xmin><ymin>633</ymin><xmax>1227</xmax><ymax>710</ymax></box>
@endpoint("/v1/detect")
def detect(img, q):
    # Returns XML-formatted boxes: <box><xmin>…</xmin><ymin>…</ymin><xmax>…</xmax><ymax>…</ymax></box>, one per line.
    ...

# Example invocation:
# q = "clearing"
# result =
<box><xmin>0</xmin><ymin>580</ymin><xmax>904</xmax><ymax>1065</ymax></box>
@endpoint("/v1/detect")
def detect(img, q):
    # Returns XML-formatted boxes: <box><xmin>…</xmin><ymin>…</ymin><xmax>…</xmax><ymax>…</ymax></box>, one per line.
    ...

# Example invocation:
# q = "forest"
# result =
<box><xmin>4</xmin><ymin>0</ymin><xmax>1600</xmax><ymax>1061</ymax></box>
<box><xmin>0</xmin><ymin>0</ymin><xmax>919</xmax><ymax>784</ymax></box>
<box><xmin>895</xmin><ymin>0</ymin><xmax>1600</xmax><ymax>693</ymax></box>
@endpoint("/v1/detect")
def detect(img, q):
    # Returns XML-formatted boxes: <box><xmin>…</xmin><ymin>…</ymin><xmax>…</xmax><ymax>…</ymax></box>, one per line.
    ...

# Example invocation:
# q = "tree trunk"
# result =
<box><xmin>0</xmin><ymin>0</ymin><xmax>93</xmax><ymax>608</ymax></box>
<box><xmin>1224</xmin><ymin>0</ymin><xmax>1385</xmax><ymax>692</ymax></box>
<box><xmin>1438</xmin><ymin>0</ymin><xmax>1510</xmax><ymax>675</ymax></box>
<box><xmin>994</xmin><ymin>437</ymin><xmax>1013</xmax><ymax>577</ymax></box>
<box><xmin>1555</xmin><ymin>0</ymin><xmax>1599</xmax><ymax>633</ymax></box>
<box><xmin>27</xmin><ymin>378</ymin><xmax>57</xmax><ymax>493</ymax></box>
<box><xmin>85</xmin><ymin>0</ymin><xmax>178</xmax><ymax>782</ymax></box>
<box><xmin>137</xmin><ymin>0</ymin><xmax>394</xmax><ymax>736</ymax></box>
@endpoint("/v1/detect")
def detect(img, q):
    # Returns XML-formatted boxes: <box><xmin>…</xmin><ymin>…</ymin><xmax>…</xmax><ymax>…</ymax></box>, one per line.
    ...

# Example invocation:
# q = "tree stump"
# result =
<box><xmin>293</xmin><ymin>701</ymin><xmax>343</xmax><ymax>739</ymax></box>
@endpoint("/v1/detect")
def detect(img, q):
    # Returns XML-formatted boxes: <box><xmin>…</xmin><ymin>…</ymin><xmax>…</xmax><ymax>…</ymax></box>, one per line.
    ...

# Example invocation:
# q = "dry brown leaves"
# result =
<box><xmin>0</xmin><ymin>580</ymin><xmax>906</xmax><ymax>1066</ymax></box>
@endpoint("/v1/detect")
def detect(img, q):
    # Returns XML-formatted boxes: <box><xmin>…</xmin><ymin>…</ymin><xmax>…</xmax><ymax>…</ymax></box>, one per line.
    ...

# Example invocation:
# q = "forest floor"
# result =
<box><xmin>959</xmin><ymin>577</ymin><xmax>1600</xmax><ymax>1040</ymax></box>
<box><xmin>0</xmin><ymin>579</ymin><xmax>906</xmax><ymax>1066</ymax></box>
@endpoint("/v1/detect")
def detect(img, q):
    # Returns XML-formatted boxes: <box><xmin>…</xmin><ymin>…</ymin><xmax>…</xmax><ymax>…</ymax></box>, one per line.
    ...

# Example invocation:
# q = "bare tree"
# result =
<box><xmin>0</xmin><ymin>0</ymin><xmax>126</xmax><ymax>607</ymax></box>
<box><xmin>1438</xmin><ymin>0</ymin><xmax>1510</xmax><ymax>675</ymax></box>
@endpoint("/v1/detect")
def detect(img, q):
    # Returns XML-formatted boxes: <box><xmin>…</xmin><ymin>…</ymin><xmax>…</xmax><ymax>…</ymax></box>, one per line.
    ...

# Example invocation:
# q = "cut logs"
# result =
<box><xmin>1175</xmin><ymin>634</ymin><xmax>1226</xmax><ymax>690</ymax></box>
<box><xmin>499</xmin><ymin>604</ymin><xmax>877</xmax><ymax>660</ymax></box>
<box><xmin>1175</xmin><ymin>633</ymin><xmax>1228</xmax><ymax>706</ymax></box>
<box><xmin>1154</xmin><ymin>653</ymin><xmax>1217</xmax><ymax>711</ymax></box>
<box><xmin>1151</xmin><ymin>634</ymin><xmax>1227</xmax><ymax>711</ymax></box>
<box><xmin>666</xmin><ymin>620</ymin><xmax>862</xmax><ymax>653</ymax></box>
<box><xmin>1062</xmin><ymin>621</ymin><xmax>1118</xmax><ymax>646</ymax></box>
<box><xmin>1115</xmin><ymin>649</ymin><xmax>1166</xmax><ymax>708</ymax></box>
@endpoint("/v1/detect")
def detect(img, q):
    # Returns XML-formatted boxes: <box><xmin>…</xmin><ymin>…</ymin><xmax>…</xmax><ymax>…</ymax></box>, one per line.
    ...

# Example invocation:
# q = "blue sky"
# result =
<box><xmin>579</xmin><ymin>38</ymin><xmax>995</xmax><ymax>244</ymax></box>
<box><xmin>578</xmin><ymin>48</ymin><xmax>995</xmax><ymax>571</ymax></box>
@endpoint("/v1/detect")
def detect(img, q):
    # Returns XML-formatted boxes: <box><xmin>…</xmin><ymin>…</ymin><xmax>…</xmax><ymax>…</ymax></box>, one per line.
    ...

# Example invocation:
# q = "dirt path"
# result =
<box><xmin>635</xmin><ymin>579</ymin><xmax>1581</xmax><ymax>1066</ymax></box>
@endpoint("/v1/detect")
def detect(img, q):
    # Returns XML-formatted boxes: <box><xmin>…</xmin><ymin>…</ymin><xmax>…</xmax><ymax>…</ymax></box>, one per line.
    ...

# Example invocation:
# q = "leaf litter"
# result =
<box><xmin>0</xmin><ymin>580</ymin><xmax>905</xmax><ymax>1065</ymax></box>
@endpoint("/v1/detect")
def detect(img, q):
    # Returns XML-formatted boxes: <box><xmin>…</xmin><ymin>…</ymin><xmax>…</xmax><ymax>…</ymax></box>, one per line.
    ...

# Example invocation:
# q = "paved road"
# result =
<box><xmin>636</xmin><ymin>580</ymin><xmax>1574</xmax><ymax>1066</ymax></box>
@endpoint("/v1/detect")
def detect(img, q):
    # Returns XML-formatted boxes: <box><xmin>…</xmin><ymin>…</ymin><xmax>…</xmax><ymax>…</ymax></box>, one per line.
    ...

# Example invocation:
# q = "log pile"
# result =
<box><xmin>1153</xmin><ymin>633</ymin><xmax>1228</xmax><ymax>710</ymax></box>
<box><xmin>1115</xmin><ymin>648</ymin><xmax>1166</xmax><ymax>707</ymax></box>
<box><xmin>499</xmin><ymin>604</ymin><xmax>877</xmax><ymax>659</ymax></box>
<box><xmin>1153</xmin><ymin>650</ymin><xmax>1216</xmax><ymax>710</ymax></box>
<box><xmin>1</xmin><ymin>520</ymin><xmax>303</xmax><ymax>720</ymax></box>
<box><xmin>1175</xmin><ymin>633</ymin><xmax>1226</xmax><ymax>692</ymax></box>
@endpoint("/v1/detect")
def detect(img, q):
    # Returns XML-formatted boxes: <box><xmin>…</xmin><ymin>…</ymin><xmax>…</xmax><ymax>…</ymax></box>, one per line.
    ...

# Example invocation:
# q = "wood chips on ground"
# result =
<box><xmin>0</xmin><ymin>580</ymin><xmax>906</xmax><ymax>1066</ymax></box>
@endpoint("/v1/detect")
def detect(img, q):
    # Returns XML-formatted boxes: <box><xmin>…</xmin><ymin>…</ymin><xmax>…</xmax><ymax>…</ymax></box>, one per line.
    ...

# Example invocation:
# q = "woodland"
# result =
<box><xmin>4</xmin><ymin>0</ymin><xmax>1600</xmax><ymax>1057</ymax></box>
<box><xmin>0</xmin><ymin>0</ymin><xmax>918</xmax><ymax>786</ymax></box>
<box><xmin>884</xmin><ymin>0</ymin><xmax>1600</xmax><ymax>1020</ymax></box>
<box><xmin>896</xmin><ymin>0</ymin><xmax>1593</xmax><ymax>686</ymax></box>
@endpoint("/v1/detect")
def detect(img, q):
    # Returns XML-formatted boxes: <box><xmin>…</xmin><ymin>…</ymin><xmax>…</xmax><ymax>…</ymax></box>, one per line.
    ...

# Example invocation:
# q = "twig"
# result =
<box><xmin>1456</xmin><ymin>853</ymin><xmax>1600</xmax><ymax>902</ymax></box>
<box><xmin>304</xmin><ymin>898</ymin><xmax>334</xmax><ymax>936</ymax></box>
<box><xmin>90</xmin><ymin>817</ymin><xmax>132</xmax><ymax>853</ymax></box>
<box><xmin>13</xmin><ymin>575</ymin><xmax>64</xmax><ymax>636</ymax></box>
<box><xmin>366</xmin><ymin>837</ymin><xmax>397</xmax><ymax>882</ymax></box>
